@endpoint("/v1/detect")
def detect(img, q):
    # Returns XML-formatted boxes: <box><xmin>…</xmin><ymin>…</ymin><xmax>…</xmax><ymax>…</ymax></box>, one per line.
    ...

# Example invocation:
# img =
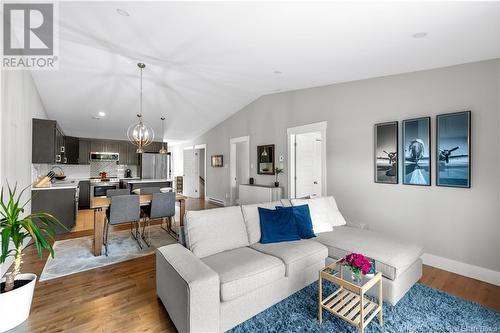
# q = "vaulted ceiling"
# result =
<box><xmin>29</xmin><ymin>1</ymin><xmax>499</xmax><ymax>143</ymax></box>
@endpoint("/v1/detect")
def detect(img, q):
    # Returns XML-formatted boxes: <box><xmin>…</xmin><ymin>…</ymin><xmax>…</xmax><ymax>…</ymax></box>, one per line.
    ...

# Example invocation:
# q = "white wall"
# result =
<box><xmin>0</xmin><ymin>69</ymin><xmax>48</xmax><ymax>276</ymax></box>
<box><xmin>175</xmin><ymin>59</ymin><xmax>500</xmax><ymax>273</ymax></box>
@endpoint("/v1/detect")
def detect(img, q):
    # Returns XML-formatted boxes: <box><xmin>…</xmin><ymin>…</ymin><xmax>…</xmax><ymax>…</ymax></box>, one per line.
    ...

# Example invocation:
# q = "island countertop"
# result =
<box><xmin>122</xmin><ymin>179</ymin><xmax>173</xmax><ymax>184</ymax></box>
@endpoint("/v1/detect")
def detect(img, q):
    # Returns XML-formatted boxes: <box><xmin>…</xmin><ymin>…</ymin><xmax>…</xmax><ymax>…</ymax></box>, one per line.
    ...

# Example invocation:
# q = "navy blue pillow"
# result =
<box><xmin>276</xmin><ymin>205</ymin><xmax>315</xmax><ymax>239</ymax></box>
<box><xmin>258</xmin><ymin>207</ymin><xmax>301</xmax><ymax>244</ymax></box>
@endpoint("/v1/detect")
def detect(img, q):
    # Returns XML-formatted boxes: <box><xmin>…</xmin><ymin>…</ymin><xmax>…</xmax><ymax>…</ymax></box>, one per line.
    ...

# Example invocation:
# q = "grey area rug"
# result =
<box><xmin>40</xmin><ymin>225</ymin><xmax>177</xmax><ymax>281</ymax></box>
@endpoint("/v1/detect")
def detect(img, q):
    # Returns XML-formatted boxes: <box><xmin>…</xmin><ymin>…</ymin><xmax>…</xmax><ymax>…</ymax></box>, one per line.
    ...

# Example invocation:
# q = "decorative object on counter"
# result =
<box><xmin>127</xmin><ymin>62</ymin><xmax>154</xmax><ymax>154</ymax></box>
<box><xmin>33</xmin><ymin>170</ymin><xmax>56</xmax><ymax>188</ymax></box>
<box><xmin>273</xmin><ymin>167</ymin><xmax>284</xmax><ymax>187</ymax></box>
<box><xmin>257</xmin><ymin>144</ymin><xmax>275</xmax><ymax>175</ymax></box>
<box><xmin>51</xmin><ymin>166</ymin><xmax>66</xmax><ymax>180</ymax></box>
<box><xmin>436</xmin><ymin>111</ymin><xmax>471</xmax><ymax>188</ymax></box>
<box><xmin>159</xmin><ymin>117</ymin><xmax>168</xmax><ymax>154</ymax></box>
<box><xmin>403</xmin><ymin>117</ymin><xmax>431</xmax><ymax>186</ymax></box>
<box><xmin>99</xmin><ymin>171</ymin><xmax>108</xmax><ymax>180</ymax></box>
<box><xmin>125</xmin><ymin>168</ymin><xmax>132</xmax><ymax>178</ymax></box>
<box><xmin>338</xmin><ymin>252</ymin><xmax>372</xmax><ymax>285</ymax></box>
<box><xmin>211</xmin><ymin>154</ymin><xmax>223</xmax><ymax>167</ymax></box>
<box><xmin>0</xmin><ymin>183</ymin><xmax>65</xmax><ymax>332</ymax></box>
<box><xmin>249</xmin><ymin>177</ymin><xmax>254</xmax><ymax>185</ymax></box>
<box><xmin>374</xmin><ymin>121</ymin><xmax>398</xmax><ymax>184</ymax></box>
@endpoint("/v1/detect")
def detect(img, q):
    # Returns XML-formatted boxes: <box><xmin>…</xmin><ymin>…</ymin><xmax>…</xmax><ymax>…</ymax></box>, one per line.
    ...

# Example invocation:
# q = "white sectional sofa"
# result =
<box><xmin>156</xmin><ymin>196</ymin><xmax>423</xmax><ymax>333</ymax></box>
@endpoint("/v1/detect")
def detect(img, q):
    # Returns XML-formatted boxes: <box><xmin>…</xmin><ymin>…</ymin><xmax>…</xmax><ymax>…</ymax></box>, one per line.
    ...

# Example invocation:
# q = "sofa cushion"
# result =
<box><xmin>316</xmin><ymin>226</ymin><xmax>423</xmax><ymax>280</ymax></box>
<box><xmin>291</xmin><ymin>196</ymin><xmax>346</xmax><ymax>233</ymax></box>
<box><xmin>185</xmin><ymin>206</ymin><xmax>249</xmax><ymax>258</ymax></box>
<box><xmin>251</xmin><ymin>239</ymin><xmax>328</xmax><ymax>276</ymax></box>
<box><xmin>241</xmin><ymin>201</ymin><xmax>283</xmax><ymax>244</ymax></box>
<box><xmin>276</xmin><ymin>205</ymin><xmax>315</xmax><ymax>239</ymax></box>
<box><xmin>258</xmin><ymin>207</ymin><xmax>301</xmax><ymax>244</ymax></box>
<box><xmin>202</xmin><ymin>247</ymin><xmax>285</xmax><ymax>302</ymax></box>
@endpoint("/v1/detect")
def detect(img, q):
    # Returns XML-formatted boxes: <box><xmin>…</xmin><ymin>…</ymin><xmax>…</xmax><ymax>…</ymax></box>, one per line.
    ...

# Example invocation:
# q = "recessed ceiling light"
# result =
<box><xmin>97</xmin><ymin>111</ymin><xmax>106</xmax><ymax>117</ymax></box>
<box><xmin>116</xmin><ymin>8</ymin><xmax>130</xmax><ymax>17</ymax></box>
<box><xmin>273</xmin><ymin>70</ymin><xmax>282</xmax><ymax>74</ymax></box>
<box><xmin>412</xmin><ymin>32</ymin><xmax>428</xmax><ymax>39</ymax></box>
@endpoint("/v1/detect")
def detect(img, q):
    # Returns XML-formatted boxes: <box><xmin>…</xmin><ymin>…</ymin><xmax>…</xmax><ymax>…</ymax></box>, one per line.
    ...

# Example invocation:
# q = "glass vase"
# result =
<box><xmin>351</xmin><ymin>270</ymin><xmax>362</xmax><ymax>285</ymax></box>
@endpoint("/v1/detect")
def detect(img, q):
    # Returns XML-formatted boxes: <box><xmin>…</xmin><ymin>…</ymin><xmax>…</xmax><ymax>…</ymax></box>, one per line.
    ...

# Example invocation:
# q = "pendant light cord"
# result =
<box><xmin>140</xmin><ymin>66</ymin><xmax>143</xmax><ymax>117</ymax></box>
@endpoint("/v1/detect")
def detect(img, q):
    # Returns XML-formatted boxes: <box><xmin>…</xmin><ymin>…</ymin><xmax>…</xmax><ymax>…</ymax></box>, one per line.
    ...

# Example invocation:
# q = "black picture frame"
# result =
<box><xmin>436</xmin><ymin>111</ymin><xmax>471</xmax><ymax>188</ymax></box>
<box><xmin>402</xmin><ymin>117</ymin><xmax>431</xmax><ymax>186</ymax></box>
<box><xmin>374</xmin><ymin>121</ymin><xmax>398</xmax><ymax>184</ymax></box>
<box><xmin>257</xmin><ymin>144</ymin><xmax>275</xmax><ymax>175</ymax></box>
<box><xmin>211</xmin><ymin>155</ymin><xmax>223</xmax><ymax>167</ymax></box>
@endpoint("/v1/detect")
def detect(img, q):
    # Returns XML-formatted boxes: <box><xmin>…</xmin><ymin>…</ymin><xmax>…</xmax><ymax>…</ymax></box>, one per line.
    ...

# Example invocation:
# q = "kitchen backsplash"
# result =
<box><xmin>32</xmin><ymin>163</ymin><xmax>137</xmax><ymax>181</ymax></box>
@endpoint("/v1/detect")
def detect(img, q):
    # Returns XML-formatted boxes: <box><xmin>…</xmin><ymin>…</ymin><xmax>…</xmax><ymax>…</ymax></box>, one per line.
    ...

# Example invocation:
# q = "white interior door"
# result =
<box><xmin>183</xmin><ymin>148</ymin><xmax>199</xmax><ymax>198</ymax></box>
<box><xmin>295</xmin><ymin>132</ymin><xmax>322</xmax><ymax>198</ymax></box>
<box><xmin>230</xmin><ymin>136</ymin><xmax>250</xmax><ymax>205</ymax></box>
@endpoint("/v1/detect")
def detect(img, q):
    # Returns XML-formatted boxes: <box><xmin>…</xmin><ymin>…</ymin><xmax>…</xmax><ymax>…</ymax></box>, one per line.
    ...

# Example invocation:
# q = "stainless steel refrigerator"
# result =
<box><xmin>139</xmin><ymin>153</ymin><xmax>171</xmax><ymax>179</ymax></box>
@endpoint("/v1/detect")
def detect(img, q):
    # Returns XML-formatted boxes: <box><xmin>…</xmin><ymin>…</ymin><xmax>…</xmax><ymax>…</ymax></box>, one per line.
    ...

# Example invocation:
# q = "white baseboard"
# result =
<box><xmin>421</xmin><ymin>253</ymin><xmax>500</xmax><ymax>286</ymax></box>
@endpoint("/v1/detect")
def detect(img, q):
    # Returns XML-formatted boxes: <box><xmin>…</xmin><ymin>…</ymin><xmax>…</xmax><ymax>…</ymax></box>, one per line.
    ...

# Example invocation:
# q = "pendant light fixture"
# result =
<box><xmin>127</xmin><ymin>62</ymin><xmax>154</xmax><ymax>153</ymax></box>
<box><xmin>159</xmin><ymin>116</ymin><xmax>167</xmax><ymax>154</ymax></box>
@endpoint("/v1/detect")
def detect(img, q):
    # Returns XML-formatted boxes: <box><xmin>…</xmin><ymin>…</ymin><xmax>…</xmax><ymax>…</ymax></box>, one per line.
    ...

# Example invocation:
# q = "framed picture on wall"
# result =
<box><xmin>403</xmin><ymin>117</ymin><xmax>431</xmax><ymax>186</ymax></box>
<box><xmin>374</xmin><ymin>121</ymin><xmax>398</xmax><ymax>184</ymax></box>
<box><xmin>436</xmin><ymin>111</ymin><xmax>471</xmax><ymax>188</ymax></box>
<box><xmin>257</xmin><ymin>144</ymin><xmax>275</xmax><ymax>175</ymax></box>
<box><xmin>211</xmin><ymin>155</ymin><xmax>223</xmax><ymax>167</ymax></box>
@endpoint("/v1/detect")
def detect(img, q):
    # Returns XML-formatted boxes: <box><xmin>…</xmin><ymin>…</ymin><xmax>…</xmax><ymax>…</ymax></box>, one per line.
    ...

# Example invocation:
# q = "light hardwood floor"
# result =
<box><xmin>7</xmin><ymin>198</ymin><xmax>500</xmax><ymax>332</ymax></box>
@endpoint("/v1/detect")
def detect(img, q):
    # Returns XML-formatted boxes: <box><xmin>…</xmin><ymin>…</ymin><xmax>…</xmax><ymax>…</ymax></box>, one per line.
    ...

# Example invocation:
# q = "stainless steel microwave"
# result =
<box><xmin>89</xmin><ymin>152</ymin><xmax>119</xmax><ymax>162</ymax></box>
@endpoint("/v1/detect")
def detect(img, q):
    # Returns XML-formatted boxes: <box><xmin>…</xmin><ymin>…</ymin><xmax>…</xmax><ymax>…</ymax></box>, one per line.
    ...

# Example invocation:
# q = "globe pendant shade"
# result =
<box><xmin>127</xmin><ymin>119</ymin><xmax>154</xmax><ymax>153</ymax></box>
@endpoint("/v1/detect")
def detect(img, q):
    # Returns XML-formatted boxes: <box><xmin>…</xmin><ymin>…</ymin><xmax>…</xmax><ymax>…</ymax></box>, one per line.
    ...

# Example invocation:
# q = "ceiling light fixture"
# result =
<box><xmin>97</xmin><ymin>111</ymin><xmax>106</xmax><ymax>117</ymax></box>
<box><xmin>116</xmin><ymin>8</ymin><xmax>130</xmax><ymax>17</ymax></box>
<box><xmin>159</xmin><ymin>117</ymin><xmax>167</xmax><ymax>154</ymax></box>
<box><xmin>412</xmin><ymin>32</ymin><xmax>428</xmax><ymax>39</ymax></box>
<box><xmin>127</xmin><ymin>63</ymin><xmax>154</xmax><ymax>153</ymax></box>
<box><xmin>273</xmin><ymin>70</ymin><xmax>282</xmax><ymax>74</ymax></box>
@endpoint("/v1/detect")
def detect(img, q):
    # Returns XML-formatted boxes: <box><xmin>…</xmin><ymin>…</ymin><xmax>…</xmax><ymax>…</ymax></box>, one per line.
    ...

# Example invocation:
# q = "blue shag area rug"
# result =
<box><xmin>228</xmin><ymin>281</ymin><xmax>500</xmax><ymax>333</ymax></box>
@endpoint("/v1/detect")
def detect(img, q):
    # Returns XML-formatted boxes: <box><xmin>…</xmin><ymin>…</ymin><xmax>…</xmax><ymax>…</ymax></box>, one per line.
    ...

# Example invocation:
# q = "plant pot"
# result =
<box><xmin>0</xmin><ymin>273</ymin><xmax>37</xmax><ymax>332</ymax></box>
<box><xmin>274</xmin><ymin>182</ymin><xmax>279</xmax><ymax>187</ymax></box>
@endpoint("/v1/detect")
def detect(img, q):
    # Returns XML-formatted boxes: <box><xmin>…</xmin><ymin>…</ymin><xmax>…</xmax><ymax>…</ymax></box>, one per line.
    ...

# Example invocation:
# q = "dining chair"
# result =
<box><xmin>104</xmin><ymin>194</ymin><xmax>141</xmax><ymax>255</ymax></box>
<box><xmin>106</xmin><ymin>188</ymin><xmax>130</xmax><ymax>197</ymax></box>
<box><xmin>141</xmin><ymin>192</ymin><xmax>177</xmax><ymax>244</ymax></box>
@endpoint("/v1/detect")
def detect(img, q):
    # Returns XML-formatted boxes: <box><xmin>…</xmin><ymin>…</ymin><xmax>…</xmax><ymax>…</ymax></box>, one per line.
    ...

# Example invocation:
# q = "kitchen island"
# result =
<box><xmin>121</xmin><ymin>178</ymin><xmax>173</xmax><ymax>192</ymax></box>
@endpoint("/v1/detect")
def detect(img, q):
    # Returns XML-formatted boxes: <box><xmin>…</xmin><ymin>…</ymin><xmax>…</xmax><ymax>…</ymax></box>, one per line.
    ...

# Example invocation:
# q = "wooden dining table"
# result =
<box><xmin>90</xmin><ymin>194</ymin><xmax>186</xmax><ymax>256</ymax></box>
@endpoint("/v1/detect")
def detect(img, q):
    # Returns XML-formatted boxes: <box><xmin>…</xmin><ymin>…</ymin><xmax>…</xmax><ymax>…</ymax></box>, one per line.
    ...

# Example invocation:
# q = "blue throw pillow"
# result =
<box><xmin>258</xmin><ymin>207</ymin><xmax>301</xmax><ymax>244</ymax></box>
<box><xmin>276</xmin><ymin>205</ymin><xmax>315</xmax><ymax>239</ymax></box>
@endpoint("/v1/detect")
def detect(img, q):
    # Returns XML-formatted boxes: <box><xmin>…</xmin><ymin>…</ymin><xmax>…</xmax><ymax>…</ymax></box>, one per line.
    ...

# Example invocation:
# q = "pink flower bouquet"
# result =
<box><xmin>339</xmin><ymin>253</ymin><xmax>372</xmax><ymax>278</ymax></box>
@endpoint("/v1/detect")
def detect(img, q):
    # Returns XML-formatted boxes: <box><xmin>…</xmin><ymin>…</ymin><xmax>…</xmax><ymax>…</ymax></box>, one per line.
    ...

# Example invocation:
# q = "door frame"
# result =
<box><xmin>229</xmin><ymin>136</ymin><xmax>250</xmax><ymax>205</ymax></box>
<box><xmin>287</xmin><ymin>121</ymin><xmax>327</xmax><ymax>199</ymax></box>
<box><xmin>194</xmin><ymin>143</ymin><xmax>207</xmax><ymax>199</ymax></box>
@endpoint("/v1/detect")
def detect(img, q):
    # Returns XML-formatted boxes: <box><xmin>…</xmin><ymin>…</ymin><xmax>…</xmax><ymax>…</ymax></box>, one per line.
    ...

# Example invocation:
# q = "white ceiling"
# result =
<box><xmin>30</xmin><ymin>1</ymin><xmax>499</xmax><ymax>143</ymax></box>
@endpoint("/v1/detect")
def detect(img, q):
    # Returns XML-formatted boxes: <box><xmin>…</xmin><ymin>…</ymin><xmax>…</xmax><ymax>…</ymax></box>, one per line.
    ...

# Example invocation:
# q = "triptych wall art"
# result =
<box><xmin>374</xmin><ymin>111</ymin><xmax>471</xmax><ymax>188</ymax></box>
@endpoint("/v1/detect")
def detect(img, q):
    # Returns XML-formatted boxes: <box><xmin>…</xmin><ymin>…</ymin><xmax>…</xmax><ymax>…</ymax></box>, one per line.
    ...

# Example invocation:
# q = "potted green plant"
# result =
<box><xmin>274</xmin><ymin>167</ymin><xmax>284</xmax><ymax>187</ymax></box>
<box><xmin>0</xmin><ymin>183</ymin><xmax>62</xmax><ymax>332</ymax></box>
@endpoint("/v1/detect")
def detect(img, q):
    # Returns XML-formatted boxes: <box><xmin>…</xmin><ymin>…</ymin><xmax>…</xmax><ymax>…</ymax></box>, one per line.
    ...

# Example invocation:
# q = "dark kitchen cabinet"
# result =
<box><xmin>32</xmin><ymin>119</ymin><xmax>57</xmax><ymax>164</ymax></box>
<box><xmin>104</xmin><ymin>141</ymin><xmax>119</xmax><ymax>154</ymax></box>
<box><xmin>90</xmin><ymin>140</ymin><xmax>104</xmax><ymax>153</ymax></box>
<box><xmin>31</xmin><ymin>188</ymin><xmax>77</xmax><ymax>234</ymax></box>
<box><xmin>127</xmin><ymin>143</ymin><xmax>139</xmax><ymax>165</ymax></box>
<box><xmin>64</xmin><ymin>136</ymin><xmax>79</xmax><ymax>164</ymax></box>
<box><xmin>55</xmin><ymin>125</ymin><xmax>65</xmax><ymax>163</ymax></box>
<box><xmin>79</xmin><ymin>139</ymin><xmax>90</xmax><ymax>164</ymax></box>
<box><xmin>118</xmin><ymin>142</ymin><xmax>129</xmax><ymax>165</ymax></box>
<box><xmin>78</xmin><ymin>180</ymin><xmax>90</xmax><ymax>209</ymax></box>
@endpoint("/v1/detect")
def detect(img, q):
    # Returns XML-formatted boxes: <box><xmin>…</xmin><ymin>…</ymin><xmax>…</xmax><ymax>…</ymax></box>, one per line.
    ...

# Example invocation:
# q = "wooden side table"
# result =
<box><xmin>318</xmin><ymin>261</ymin><xmax>383</xmax><ymax>333</ymax></box>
